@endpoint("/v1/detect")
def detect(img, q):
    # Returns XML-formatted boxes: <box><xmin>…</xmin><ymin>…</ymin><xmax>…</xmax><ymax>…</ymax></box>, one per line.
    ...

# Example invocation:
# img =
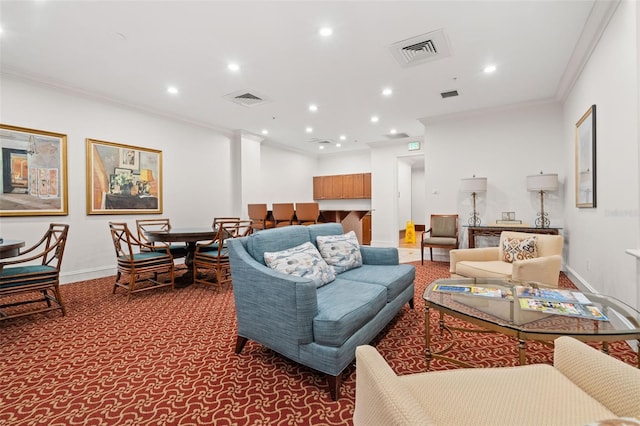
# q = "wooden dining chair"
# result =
<box><xmin>109</xmin><ymin>222</ymin><xmax>175</xmax><ymax>300</ymax></box>
<box><xmin>0</xmin><ymin>223</ymin><xmax>69</xmax><ymax>320</ymax></box>
<box><xmin>295</xmin><ymin>202</ymin><xmax>320</xmax><ymax>225</ymax></box>
<box><xmin>247</xmin><ymin>204</ymin><xmax>274</xmax><ymax>231</ymax></box>
<box><xmin>193</xmin><ymin>220</ymin><xmax>253</xmax><ymax>290</ymax></box>
<box><xmin>136</xmin><ymin>218</ymin><xmax>187</xmax><ymax>258</ymax></box>
<box><xmin>421</xmin><ymin>214</ymin><xmax>459</xmax><ymax>264</ymax></box>
<box><xmin>272</xmin><ymin>203</ymin><xmax>296</xmax><ymax>227</ymax></box>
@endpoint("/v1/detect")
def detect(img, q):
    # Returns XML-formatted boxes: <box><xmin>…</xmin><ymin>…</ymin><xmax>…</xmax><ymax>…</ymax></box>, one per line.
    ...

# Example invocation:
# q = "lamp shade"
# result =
<box><xmin>139</xmin><ymin>169</ymin><xmax>154</xmax><ymax>182</ymax></box>
<box><xmin>527</xmin><ymin>173</ymin><xmax>558</xmax><ymax>192</ymax></box>
<box><xmin>460</xmin><ymin>177</ymin><xmax>487</xmax><ymax>193</ymax></box>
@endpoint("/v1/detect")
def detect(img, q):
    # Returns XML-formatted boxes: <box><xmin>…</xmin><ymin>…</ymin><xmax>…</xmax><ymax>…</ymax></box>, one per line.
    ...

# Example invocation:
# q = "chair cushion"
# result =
<box><xmin>314</xmin><ymin>278</ymin><xmax>387</xmax><ymax>347</ymax></box>
<box><xmin>502</xmin><ymin>236</ymin><xmax>537</xmax><ymax>263</ymax></box>
<box><xmin>0</xmin><ymin>265</ymin><xmax>57</xmax><ymax>288</ymax></box>
<box><xmin>339</xmin><ymin>264</ymin><xmax>415</xmax><ymax>302</ymax></box>
<box><xmin>423</xmin><ymin>237</ymin><xmax>457</xmax><ymax>246</ymax></box>
<box><xmin>316</xmin><ymin>231</ymin><xmax>363</xmax><ymax>274</ymax></box>
<box><xmin>456</xmin><ymin>260</ymin><xmax>513</xmax><ymax>279</ymax></box>
<box><xmin>264</xmin><ymin>241</ymin><xmax>336</xmax><ymax>287</ymax></box>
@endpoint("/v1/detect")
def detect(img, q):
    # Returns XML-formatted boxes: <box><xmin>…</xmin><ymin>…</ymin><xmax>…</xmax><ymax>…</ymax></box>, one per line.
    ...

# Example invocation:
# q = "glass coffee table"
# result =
<box><xmin>423</xmin><ymin>277</ymin><xmax>640</xmax><ymax>369</ymax></box>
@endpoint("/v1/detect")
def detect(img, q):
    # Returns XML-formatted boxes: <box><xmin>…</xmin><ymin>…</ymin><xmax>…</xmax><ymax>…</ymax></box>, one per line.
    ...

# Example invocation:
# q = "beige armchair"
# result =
<box><xmin>353</xmin><ymin>336</ymin><xmax>640</xmax><ymax>426</ymax></box>
<box><xmin>450</xmin><ymin>231</ymin><xmax>563</xmax><ymax>287</ymax></box>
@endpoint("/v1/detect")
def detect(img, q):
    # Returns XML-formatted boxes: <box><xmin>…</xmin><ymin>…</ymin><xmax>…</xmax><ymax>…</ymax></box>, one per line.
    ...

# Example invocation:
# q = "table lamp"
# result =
<box><xmin>461</xmin><ymin>175</ymin><xmax>487</xmax><ymax>226</ymax></box>
<box><xmin>139</xmin><ymin>169</ymin><xmax>154</xmax><ymax>195</ymax></box>
<box><xmin>527</xmin><ymin>172</ymin><xmax>558</xmax><ymax>228</ymax></box>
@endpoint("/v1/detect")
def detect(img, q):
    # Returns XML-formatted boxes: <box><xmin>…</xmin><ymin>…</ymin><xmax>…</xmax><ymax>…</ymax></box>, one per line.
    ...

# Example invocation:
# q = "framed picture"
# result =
<box><xmin>575</xmin><ymin>105</ymin><xmax>596</xmax><ymax>208</ymax></box>
<box><xmin>0</xmin><ymin>124</ymin><xmax>68</xmax><ymax>216</ymax></box>
<box><xmin>86</xmin><ymin>138</ymin><xmax>162</xmax><ymax>215</ymax></box>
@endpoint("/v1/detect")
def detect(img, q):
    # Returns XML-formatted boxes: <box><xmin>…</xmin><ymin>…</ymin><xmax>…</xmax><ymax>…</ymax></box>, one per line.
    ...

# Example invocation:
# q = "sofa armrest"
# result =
<box><xmin>511</xmin><ymin>255</ymin><xmax>562</xmax><ymax>287</ymax></box>
<box><xmin>354</xmin><ymin>345</ymin><xmax>433</xmax><ymax>426</ymax></box>
<box><xmin>227</xmin><ymin>239</ymin><xmax>318</xmax><ymax>351</ymax></box>
<box><xmin>449</xmin><ymin>247</ymin><xmax>499</xmax><ymax>273</ymax></box>
<box><xmin>554</xmin><ymin>336</ymin><xmax>640</xmax><ymax>418</ymax></box>
<box><xmin>360</xmin><ymin>246</ymin><xmax>399</xmax><ymax>265</ymax></box>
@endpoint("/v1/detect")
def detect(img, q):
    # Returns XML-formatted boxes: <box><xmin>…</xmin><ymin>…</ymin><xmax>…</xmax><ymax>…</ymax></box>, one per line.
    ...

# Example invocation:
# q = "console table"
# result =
<box><xmin>466</xmin><ymin>225</ymin><xmax>560</xmax><ymax>248</ymax></box>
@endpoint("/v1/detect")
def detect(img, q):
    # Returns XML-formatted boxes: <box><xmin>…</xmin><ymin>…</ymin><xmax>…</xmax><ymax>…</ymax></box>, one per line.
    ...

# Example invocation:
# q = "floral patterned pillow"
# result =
<box><xmin>502</xmin><ymin>236</ymin><xmax>537</xmax><ymax>263</ymax></box>
<box><xmin>264</xmin><ymin>241</ymin><xmax>335</xmax><ymax>287</ymax></box>
<box><xmin>316</xmin><ymin>231</ymin><xmax>363</xmax><ymax>274</ymax></box>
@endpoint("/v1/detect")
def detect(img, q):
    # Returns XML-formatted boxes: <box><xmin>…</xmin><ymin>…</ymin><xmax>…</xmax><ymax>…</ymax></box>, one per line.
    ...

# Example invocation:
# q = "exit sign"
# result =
<box><xmin>407</xmin><ymin>141</ymin><xmax>420</xmax><ymax>151</ymax></box>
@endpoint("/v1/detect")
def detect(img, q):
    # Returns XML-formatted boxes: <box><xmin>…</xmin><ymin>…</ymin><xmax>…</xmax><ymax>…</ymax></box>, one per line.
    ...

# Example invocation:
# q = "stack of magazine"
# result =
<box><xmin>433</xmin><ymin>284</ymin><xmax>609</xmax><ymax>321</ymax></box>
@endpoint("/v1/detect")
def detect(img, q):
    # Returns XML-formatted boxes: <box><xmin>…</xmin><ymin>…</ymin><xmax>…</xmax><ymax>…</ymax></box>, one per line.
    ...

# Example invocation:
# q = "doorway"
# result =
<box><xmin>396</xmin><ymin>154</ymin><xmax>425</xmax><ymax>248</ymax></box>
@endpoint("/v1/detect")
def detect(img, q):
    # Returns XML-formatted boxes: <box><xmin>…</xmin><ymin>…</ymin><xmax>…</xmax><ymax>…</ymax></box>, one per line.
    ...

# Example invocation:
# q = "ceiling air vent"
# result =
<box><xmin>385</xmin><ymin>132</ymin><xmax>410</xmax><ymax>139</ymax></box>
<box><xmin>224</xmin><ymin>89</ymin><xmax>270</xmax><ymax>107</ymax></box>
<box><xmin>390</xmin><ymin>29</ymin><xmax>451</xmax><ymax>67</ymax></box>
<box><xmin>308</xmin><ymin>138</ymin><xmax>334</xmax><ymax>145</ymax></box>
<box><xmin>440</xmin><ymin>90</ymin><xmax>459</xmax><ymax>99</ymax></box>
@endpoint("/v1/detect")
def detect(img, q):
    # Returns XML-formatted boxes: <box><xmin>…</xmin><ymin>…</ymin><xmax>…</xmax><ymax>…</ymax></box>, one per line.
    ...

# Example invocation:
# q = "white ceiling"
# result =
<box><xmin>0</xmin><ymin>0</ymin><xmax>599</xmax><ymax>155</ymax></box>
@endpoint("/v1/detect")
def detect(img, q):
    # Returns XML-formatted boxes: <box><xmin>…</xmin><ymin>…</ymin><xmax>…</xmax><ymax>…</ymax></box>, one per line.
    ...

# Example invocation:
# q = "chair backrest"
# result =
<box><xmin>430</xmin><ymin>214</ymin><xmax>458</xmax><ymax>238</ymax></box>
<box><xmin>272</xmin><ymin>203</ymin><xmax>295</xmax><ymax>226</ymax></box>
<box><xmin>295</xmin><ymin>202</ymin><xmax>320</xmax><ymax>224</ymax></box>
<box><xmin>136</xmin><ymin>218</ymin><xmax>171</xmax><ymax>247</ymax></box>
<box><xmin>221</xmin><ymin>219</ymin><xmax>253</xmax><ymax>238</ymax></box>
<box><xmin>213</xmin><ymin>217</ymin><xmax>240</xmax><ymax>228</ymax></box>
<box><xmin>247</xmin><ymin>204</ymin><xmax>268</xmax><ymax>221</ymax></box>
<box><xmin>16</xmin><ymin>223</ymin><xmax>70</xmax><ymax>270</ymax></box>
<box><xmin>109</xmin><ymin>222</ymin><xmax>140</xmax><ymax>259</ymax></box>
<box><xmin>499</xmin><ymin>231</ymin><xmax>563</xmax><ymax>258</ymax></box>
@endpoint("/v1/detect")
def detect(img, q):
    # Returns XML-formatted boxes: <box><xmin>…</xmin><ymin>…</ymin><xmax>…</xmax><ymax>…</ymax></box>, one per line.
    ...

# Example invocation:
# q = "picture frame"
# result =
<box><xmin>575</xmin><ymin>105</ymin><xmax>596</xmax><ymax>208</ymax></box>
<box><xmin>0</xmin><ymin>124</ymin><xmax>68</xmax><ymax>216</ymax></box>
<box><xmin>86</xmin><ymin>138</ymin><xmax>162</xmax><ymax>215</ymax></box>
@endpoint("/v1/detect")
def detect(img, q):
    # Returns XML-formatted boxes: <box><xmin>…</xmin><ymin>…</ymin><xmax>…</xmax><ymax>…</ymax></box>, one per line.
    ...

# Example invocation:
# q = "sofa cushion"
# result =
<box><xmin>264</xmin><ymin>242</ymin><xmax>336</xmax><ymax>287</ymax></box>
<box><xmin>316</xmin><ymin>231</ymin><xmax>363</xmax><ymax>274</ymax></box>
<box><xmin>401</xmin><ymin>364</ymin><xmax>616</xmax><ymax>426</ymax></box>
<box><xmin>314</xmin><ymin>279</ymin><xmax>387</xmax><ymax>347</ymax></box>
<box><xmin>247</xmin><ymin>225</ymin><xmax>311</xmax><ymax>265</ymax></box>
<box><xmin>502</xmin><ymin>236</ymin><xmax>537</xmax><ymax>263</ymax></box>
<box><xmin>339</xmin><ymin>264</ymin><xmax>415</xmax><ymax>302</ymax></box>
<box><xmin>456</xmin><ymin>260</ymin><xmax>512</xmax><ymax>279</ymax></box>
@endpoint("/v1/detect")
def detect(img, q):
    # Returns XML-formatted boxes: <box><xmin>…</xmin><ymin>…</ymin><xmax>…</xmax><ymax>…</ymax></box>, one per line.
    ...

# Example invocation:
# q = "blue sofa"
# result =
<box><xmin>227</xmin><ymin>223</ymin><xmax>415</xmax><ymax>400</ymax></box>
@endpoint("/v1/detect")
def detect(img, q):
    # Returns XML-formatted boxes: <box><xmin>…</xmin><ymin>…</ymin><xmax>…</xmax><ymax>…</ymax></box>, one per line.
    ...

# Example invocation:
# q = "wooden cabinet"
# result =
<box><xmin>319</xmin><ymin>210</ymin><xmax>371</xmax><ymax>245</ymax></box>
<box><xmin>313</xmin><ymin>173</ymin><xmax>371</xmax><ymax>200</ymax></box>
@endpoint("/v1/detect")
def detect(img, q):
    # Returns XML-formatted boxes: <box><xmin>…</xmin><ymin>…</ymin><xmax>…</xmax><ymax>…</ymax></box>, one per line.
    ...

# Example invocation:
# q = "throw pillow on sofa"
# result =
<box><xmin>316</xmin><ymin>230</ymin><xmax>363</xmax><ymax>274</ymax></box>
<box><xmin>502</xmin><ymin>236</ymin><xmax>537</xmax><ymax>263</ymax></box>
<box><xmin>264</xmin><ymin>241</ymin><xmax>336</xmax><ymax>287</ymax></box>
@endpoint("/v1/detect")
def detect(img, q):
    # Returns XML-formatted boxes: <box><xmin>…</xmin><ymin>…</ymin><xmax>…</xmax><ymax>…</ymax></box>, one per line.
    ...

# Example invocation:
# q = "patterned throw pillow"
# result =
<box><xmin>316</xmin><ymin>231</ymin><xmax>363</xmax><ymax>274</ymax></box>
<box><xmin>264</xmin><ymin>241</ymin><xmax>335</xmax><ymax>287</ymax></box>
<box><xmin>502</xmin><ymin>236</ymin><xmax>537</xmax><ymax>263</ymax></box>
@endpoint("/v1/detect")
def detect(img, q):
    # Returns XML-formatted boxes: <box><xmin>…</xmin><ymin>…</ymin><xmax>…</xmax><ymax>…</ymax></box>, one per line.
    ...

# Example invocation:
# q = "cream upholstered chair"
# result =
<box><xmin>450</xmin><ymin>231</ymin><xmax>563</xmax><ymax>287</ymax></box>
<box><xmin>353</xmin><ymin>336</ymin><xmax>640</xmax><ymax>426</ymax></box>
<box><xmin>421</xmin><ymin>214</ymin><xmax>459</xmax><ymax>264</ymax></box>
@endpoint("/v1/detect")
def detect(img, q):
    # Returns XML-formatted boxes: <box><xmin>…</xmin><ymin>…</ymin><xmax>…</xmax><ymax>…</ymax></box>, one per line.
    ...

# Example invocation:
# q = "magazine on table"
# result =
<box><xmin>518</xmin><ymin>298</ymin><xmax>609</xmax><ymax>321</ymax></box>
<box><xmin>433</xmin><ymin>284</ymin><xmax>512</xmax><ymax>299</ymax></box>
<box><xmin>515</xmin><ymin>286</ymin><xmax>592</xmax><ymax>304</ymax></box>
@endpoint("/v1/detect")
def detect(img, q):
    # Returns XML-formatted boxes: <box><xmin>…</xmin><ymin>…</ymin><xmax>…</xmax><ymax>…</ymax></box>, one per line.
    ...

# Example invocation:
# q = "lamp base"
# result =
<box><xmin>534</xmin><ymin>212</ymin><xmax>550</xmax><ymax>228</ymax></box>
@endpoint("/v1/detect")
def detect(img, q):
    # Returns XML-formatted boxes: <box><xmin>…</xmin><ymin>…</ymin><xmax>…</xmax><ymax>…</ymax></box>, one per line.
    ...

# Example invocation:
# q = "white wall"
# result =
<box><xmin>412</xmin><ymin>167</ymin><xmax>426</xmax><ymax>227</ymax></box>
<box><xmin>562</xmin><ymin>0</ymin><xmax>639</xmax><ymax>308</ymax></box>
<box><xmin>422</xmin><ymin>102</ymin><xmax>565</xmax><ymax>249</ymax></box>
<box><xmin>397</xmin><ymin>159</ymin><xmax>412</xmax><ymax>230</ymax></box>
<box><xmin>258</xmin><ymin>144</ymin><xmax>317</xmax><ymax>204</ymax></box>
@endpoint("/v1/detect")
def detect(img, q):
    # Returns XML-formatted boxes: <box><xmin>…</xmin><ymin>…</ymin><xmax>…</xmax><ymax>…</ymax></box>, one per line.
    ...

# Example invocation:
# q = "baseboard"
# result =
<box><xmin>60</xmin><ymin>259</ymin><xmax>186</xmax><ymax>284</ymax></box>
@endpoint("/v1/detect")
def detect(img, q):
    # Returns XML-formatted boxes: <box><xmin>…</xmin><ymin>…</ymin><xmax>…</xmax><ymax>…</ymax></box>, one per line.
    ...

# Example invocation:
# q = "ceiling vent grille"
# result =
<box><xmin>390</xmin><ymin>29</ymin><xmax>451</xmax><ymax>67</ymax></box>
<box><xmin>385</xmin><ymin>132</ymin><xmax>410</xmax><ymax>139</ymax></box>
<box><xmin>308</xmin><ymin>138</ymin><xmax>334</xmax><ymax>145</ymax></box>
<box><xmin>224</xmin><ymin>90</ymin><xmax>270</xmax><ymax>107</ymax></box>
<box><xmin>440</xmin><ymin>90</ymin><xmax>459</xmax><ymax>99</ymax></box>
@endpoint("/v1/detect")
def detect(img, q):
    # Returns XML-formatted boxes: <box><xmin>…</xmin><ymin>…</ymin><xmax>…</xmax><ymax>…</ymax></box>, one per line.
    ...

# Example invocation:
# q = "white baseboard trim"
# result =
<box><xmin>59</xmin><ymin>258</ymin><xmax>186</xmax><ymax>285</ymax></box>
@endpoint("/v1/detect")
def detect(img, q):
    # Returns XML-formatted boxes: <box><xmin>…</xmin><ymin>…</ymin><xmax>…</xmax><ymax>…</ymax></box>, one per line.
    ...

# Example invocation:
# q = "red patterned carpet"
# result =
<box><xmin>0</xmin><ymin>262</ymin><xmax>636</xmax><ymax>425</ymax></box>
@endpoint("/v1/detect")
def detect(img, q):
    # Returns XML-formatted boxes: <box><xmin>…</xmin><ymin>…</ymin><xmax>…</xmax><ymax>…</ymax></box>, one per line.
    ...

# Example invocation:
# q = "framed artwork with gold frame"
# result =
<box><xmin>86</xmin><ymin>138</ymin><xmax>162</xmax><ymax>215</ymax></box>
<box><xmin>575</xmin><ymin>105</ymin><xmax>596</xmax><ymax>208</ymax></box>
<box><xmin>0</xmin><ymin>124</ymin><xmax>68</xmax><ymax>216</ymax></box>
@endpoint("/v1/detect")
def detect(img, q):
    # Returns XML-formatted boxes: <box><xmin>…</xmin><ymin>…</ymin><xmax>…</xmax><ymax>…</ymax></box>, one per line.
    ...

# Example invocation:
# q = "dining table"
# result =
<box><xmin>0</xmin><ymin>239</ymin><xmax>26</xmax><ymax>259</ymax></box>
<box><xmin>144</xmin><ymin>227</ymin><xmax>216</xmax><ymax>287</ymax></box>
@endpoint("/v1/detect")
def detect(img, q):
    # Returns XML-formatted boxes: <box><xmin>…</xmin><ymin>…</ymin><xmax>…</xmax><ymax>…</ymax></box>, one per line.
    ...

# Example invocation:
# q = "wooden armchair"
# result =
<box><xmin>0</xmin><ymin>223</ymin><xmax>69</xmax><ymax>320</ymax></box>
<box><xmin>272</xmin><ymin>203</ymin><xmax>296</xmax><ymax>227</ymax></box>
<box><xmin>295</xmin><ymin>202</ymin><xmax>320</xmax><ymax>225</ymax></box>
<box><xmin>109</xmin><ymin>222</ymin><xmax>174</xmax><ymax>300</ymax></box>
<box><xmin>421</xmin><ymin>214</ymin><xmax>459</xmax><ymax>264</ymax></box>
<box><xmin>136</xmin><ymin>218</ymin><xmax>187</xmax><ymax>258</ymax></box>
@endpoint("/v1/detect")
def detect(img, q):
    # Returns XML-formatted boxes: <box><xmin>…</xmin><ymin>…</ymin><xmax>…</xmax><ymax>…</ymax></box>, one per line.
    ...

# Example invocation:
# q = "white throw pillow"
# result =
<box><xmin>264</xmin><ymin>241</ymin><xmax>335</xmax><ymax>287</ymax></box>
<box><xmin>316</xmin><ymin>231</ymin><xmax>363</xmax><ymax>274</ymax></box>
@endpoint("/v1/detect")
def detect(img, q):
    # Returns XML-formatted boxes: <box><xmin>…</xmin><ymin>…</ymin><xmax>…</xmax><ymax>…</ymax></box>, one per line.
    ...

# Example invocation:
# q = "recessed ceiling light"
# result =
<box><xmin>390</xmin><ymin>128</ymin><xmax>397</xmax><ymax>134</ymax></box>
<box><xmin>336</xmin><ymin>143</ymin><xmax>342</xmax><ymax>148</ymax></box>
<box><xmin>305</xmin><ymin>127</ymin><xmax>313</xmax><ymax>133</ymax></box>
<box><xmin>319</xmin><ymin>145</ymin><xmax>325</xmax><ymax>150</ymax></box>
<box><xmin>319</xmin><ymin>27</ymin><xmax>333</xmax><ymax>37</ymax></box>
<box><xmin>228</xmin><ymin>62</ymin><xmax>240</xmax><ymax>72</ymax></box>
<box><xmin>370</xmin><ymin>116</ymin><xmax>379</xmax><ymax>123</ymax></box>
<box><xmin>339</xmin><ymin>135</ymin><xmax>346</xmax><ymax>141</ymax></box>
<box><xmin>484</xmin><ymin>65</ymin><xmax>497</xmax><ymax>73</ymax></box>
<box><xmin>382</xmin><ymin>87</ymin><xmax>393</xmax><ymax>96</ymax></box>
<box><xmin>261</xmin><ymin>129</ymin><xmax>269</xmax><ymax>135</ymax></box>
<box><xmin>309</xmin><ymin>104</ymin><xmax>318</xmax><ymax>112</ymax></box>
<box><xmin>167</xmin><ymin>86</ymin><xmax>179</xmax><ymax>95</ymax></box>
